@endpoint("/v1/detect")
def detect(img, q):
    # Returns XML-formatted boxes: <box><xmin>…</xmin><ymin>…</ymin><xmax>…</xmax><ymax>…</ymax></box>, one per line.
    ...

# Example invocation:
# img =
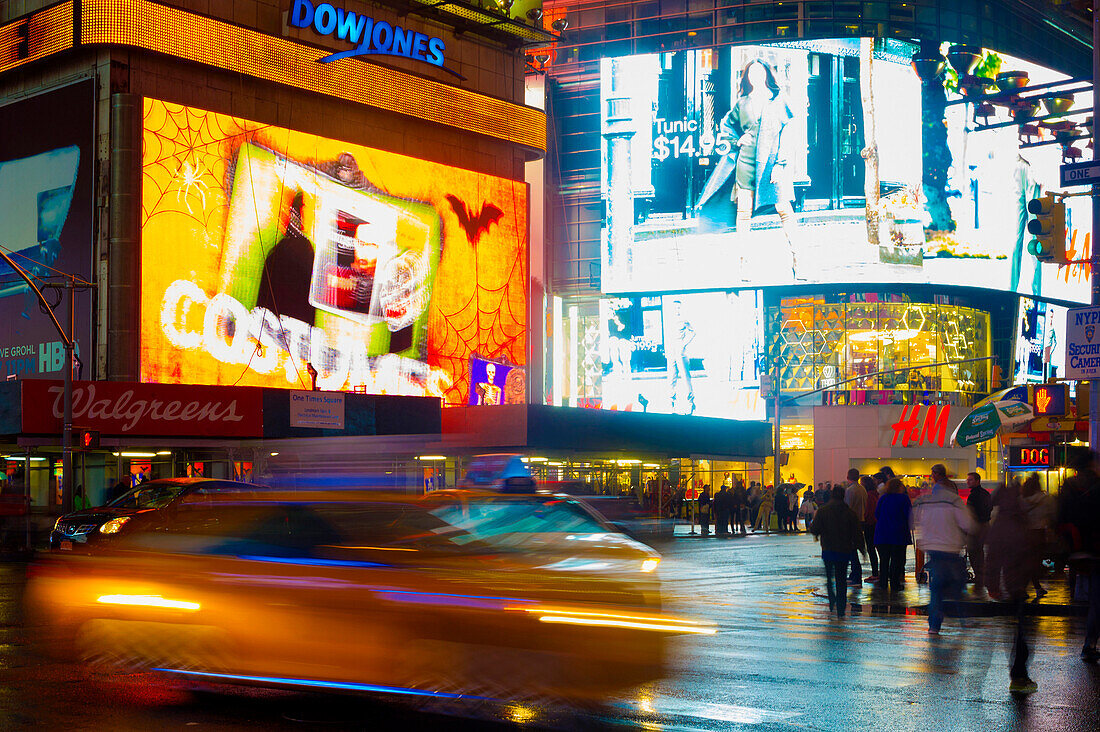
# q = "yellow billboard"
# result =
<box><xmin>141</xmin><ymin>99</ymin><xmax>527</xmax><ymax>404</ymax></box>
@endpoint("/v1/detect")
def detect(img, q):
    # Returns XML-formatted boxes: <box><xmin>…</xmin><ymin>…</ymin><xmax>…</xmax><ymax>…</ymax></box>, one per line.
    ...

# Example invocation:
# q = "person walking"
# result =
<box><xmin>874</xmin><ymin>477</ymin><xmax>912</xmax><ymax>592</ymax></box>
<box><xmin>748</xmin><ymin>483</ymin><xmax>762</xmax><ymax>528</ymax></box>
<box><xmin>788</xmin><ymin>488</ymin><xmax>802</xmax><ymax>531</ymax></box>
<box><xmin>1058</xmin><ymin>448</ymin><xmax>1100</xmax><ymax>663</ymax></box>
<box><xmin>810</xmin><ymin>485</ymin><xmax>867</xmax><ymax>618</ymax></box>
<box><xmin>878</xmin><ymin>466</ymin><xmax>896</xmax><ymax>495</ymax></box>
<box><xmin>732</xmin><ymin>479</ymin><xmax>748</xmax><ymax>535</ymax></box>
<box><xmin>843</xmin><ymin>468</ymin><xmax>867</xmax><ymax>586</ymax></box>
<box><xmin>106</xmin><ymin>477</ymin><xmax>130</xmax><ymax>504</ymax></box>
<box><xmin>755</xmin><ymin>484</ymin><xmax>775</xmax><ymax>533</ymax></box>
<box><xmin>698</xmin><ymin>485</ymin><xmax>712</xmax><ymax>536</ymax></box>
<box><xmin>815</xmin><ymin>482</ymin><xmax>830</xmax><ymax>511</ymax></box>
<box><xmin>714</xmin><ymin>485</ymin><xmax>731</xmax><ymax>537</ymax></box>
<box><xmin>775</xmin><ymin>486</ymin><xmax>790</xmax><ymax>532</ymax></box>
<box><xmin>1021</xmin><ymin>473</ymin><xmax>1054</xmax><ymax>599</ymax></box>
<box><xmin>860</xmin><ymin>475</ymin><xmax>880</xmax><ymax>583</ymax></box>
<box><xmin>798</xmin><ymin>489</ymin><xmax>817</xmax><ymax>532</ymax></box>
<box><xmin>912</xmin><ymin>464</ymin><xmax>976</xmax><ymax>635</ymax></box>
<box><xmin>985</xmin><ymin>480</ymin><xmax>1041</xmax><ymax>694</ymax></box>
<box><xmin>965</xmin><ymin>471</ymin><xmax>993</xmax><ymax>591</ymax></box>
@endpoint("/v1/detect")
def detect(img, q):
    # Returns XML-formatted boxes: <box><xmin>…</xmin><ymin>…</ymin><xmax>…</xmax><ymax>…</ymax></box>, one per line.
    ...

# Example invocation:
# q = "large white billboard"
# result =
<box><xmin>599</xmin><ymin>39</ymin><xmax>1091</xmax><ymax>303</ymax></box>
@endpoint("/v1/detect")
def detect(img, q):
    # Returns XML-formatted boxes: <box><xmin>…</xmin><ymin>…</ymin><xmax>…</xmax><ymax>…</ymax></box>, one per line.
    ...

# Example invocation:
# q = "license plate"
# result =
<box><xmin>59</xmin><ymin>540</ymin><xmax>72</xmax><ymax>551</ymax></box>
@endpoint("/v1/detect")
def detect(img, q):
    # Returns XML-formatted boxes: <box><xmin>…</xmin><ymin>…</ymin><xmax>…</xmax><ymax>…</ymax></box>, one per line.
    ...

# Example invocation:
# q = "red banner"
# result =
<box><xmin>20</xmin><ymin>380</ymin><xmax>263</xmax><ymax>437</ymax></box>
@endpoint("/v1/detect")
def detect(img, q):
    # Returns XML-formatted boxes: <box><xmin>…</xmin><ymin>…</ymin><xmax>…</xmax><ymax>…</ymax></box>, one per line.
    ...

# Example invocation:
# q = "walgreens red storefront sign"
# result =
<box><xmin>20</xmin><ymin>380</ymin><xmax>263</xmax><ymax>437</ymax></box>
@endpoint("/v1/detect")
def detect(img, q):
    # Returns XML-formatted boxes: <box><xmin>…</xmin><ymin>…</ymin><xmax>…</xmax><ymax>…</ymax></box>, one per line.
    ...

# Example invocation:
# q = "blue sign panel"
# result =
<box><xmin>290</xmin><ymin>0</ymin><xmax>456</xmax><ymax>76</ymax></box>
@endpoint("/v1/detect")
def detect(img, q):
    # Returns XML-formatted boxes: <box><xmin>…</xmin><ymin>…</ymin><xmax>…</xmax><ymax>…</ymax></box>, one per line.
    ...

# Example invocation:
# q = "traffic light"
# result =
<box><xmin>77</xmin><ymin>429</ymin><xmax>100</xmax><ymax>449</ymax></box>
<box><xmin>1030</xmin><ymin>383</ymin><xmax>1068</xmax><ymax>417</ymax></box>
<box><xmin>1027</xmin><ymin>194</ymin><xmax>1067</xmax><ymax>263</ymax></box>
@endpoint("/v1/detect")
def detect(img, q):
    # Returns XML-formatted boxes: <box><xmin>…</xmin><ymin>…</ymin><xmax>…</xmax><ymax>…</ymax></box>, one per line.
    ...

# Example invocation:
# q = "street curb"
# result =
<box><xmin>672</xmin><ymin>533</ymin><xmax>808</xmax><ymax>539</ymax></box>
<box><xmin>839</xmin><ymin>599</ymin><xmax>1089</xmax><ymax>618</ymax></box>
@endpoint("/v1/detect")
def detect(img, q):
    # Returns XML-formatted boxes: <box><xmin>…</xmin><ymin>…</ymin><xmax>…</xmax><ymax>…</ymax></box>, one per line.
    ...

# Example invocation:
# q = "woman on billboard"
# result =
<box><xmin>695</xmin><ymin>59</ymin><xmax>800</xmax><ymax>278</ymax></box>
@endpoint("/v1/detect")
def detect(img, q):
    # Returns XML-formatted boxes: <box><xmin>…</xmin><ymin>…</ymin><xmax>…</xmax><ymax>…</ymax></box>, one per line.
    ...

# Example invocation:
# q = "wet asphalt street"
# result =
<box><xmin>1</xmin><ymin>532</ymin><xmax>1098</xmax><ymax>731</ymax></box>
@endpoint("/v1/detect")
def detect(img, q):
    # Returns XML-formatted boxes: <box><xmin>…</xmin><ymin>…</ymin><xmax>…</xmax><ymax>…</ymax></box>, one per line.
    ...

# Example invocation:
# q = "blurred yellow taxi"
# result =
<box><xmin>26</xmin><ymin>487</ymin><xmax>711</xmax><ymax>706</ymax></box>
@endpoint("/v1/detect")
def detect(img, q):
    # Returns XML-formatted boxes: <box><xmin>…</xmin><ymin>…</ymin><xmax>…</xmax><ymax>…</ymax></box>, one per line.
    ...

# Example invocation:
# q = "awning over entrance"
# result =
<box><xmin>443</xmin><ymin>405</ymin><xmax>771</xmax><ymax>460</ymax></box>
<box><xmin>0</xmin><ymin>380</ymin><xmax>441</xmax><ymax>442</ymax></box>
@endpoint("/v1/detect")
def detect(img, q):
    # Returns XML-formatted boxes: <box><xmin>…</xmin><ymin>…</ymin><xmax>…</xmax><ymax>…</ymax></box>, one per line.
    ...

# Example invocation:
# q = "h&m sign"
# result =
<box><xmin>889</xmin><ymin>404</ymin><xmax>951</xmax><ymax>448</ymax></box>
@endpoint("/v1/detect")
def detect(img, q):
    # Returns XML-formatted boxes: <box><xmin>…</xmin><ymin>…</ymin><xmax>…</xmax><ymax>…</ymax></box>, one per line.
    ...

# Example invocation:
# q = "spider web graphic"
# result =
<box><xmin>142</xmin><ymin>102</ymin><xmax>269</xmax><ymax>232</ymax></box>
<box><xmin>428</xmin><ymin>176</ymin><xmax>527</xmax><ymax>404</ymax></box>
<box><xmin>140</xmin><ymin>99</ymin><xmax>528</xmax><ymax>399</ymax></box>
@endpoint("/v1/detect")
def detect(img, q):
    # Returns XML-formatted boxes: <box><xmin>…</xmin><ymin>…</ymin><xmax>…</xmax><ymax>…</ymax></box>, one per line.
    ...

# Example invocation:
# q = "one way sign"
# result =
<box><xmin>1061</xmin><ymin>161</ymin><xmax>1100</xmax><ymax>187</ymax></box>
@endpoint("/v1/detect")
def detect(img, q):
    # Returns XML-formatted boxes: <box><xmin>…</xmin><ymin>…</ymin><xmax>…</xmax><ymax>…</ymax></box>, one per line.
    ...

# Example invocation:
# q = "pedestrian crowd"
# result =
<box><xmin>694</xmin><ymin>473</ymin><xmax>818</xmax><ymax>537</ymax></box>
<box><xmin>805</xmin><ymin>454</ymin><xmax>1100</xmax><ymax>696</ymax></box>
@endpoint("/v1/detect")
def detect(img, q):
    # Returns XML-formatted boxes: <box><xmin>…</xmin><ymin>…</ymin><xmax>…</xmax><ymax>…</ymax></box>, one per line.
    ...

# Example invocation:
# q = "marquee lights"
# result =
<box><xmin>0</xmin><ymin>2</ymin><xmax>73</xmax><ymax>75</ymax></box>
<box><xmin>0</xmin><ymin>0</ymin><xmax>545</xmax><ymax>154</ymax></box>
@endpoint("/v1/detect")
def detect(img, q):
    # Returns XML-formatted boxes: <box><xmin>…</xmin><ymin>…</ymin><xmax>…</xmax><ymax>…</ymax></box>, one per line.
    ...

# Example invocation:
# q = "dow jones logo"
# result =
<box><xmin>290</xmin><ymin>0</ymin><xmax>457</xmax><ymax>76</ymax></box>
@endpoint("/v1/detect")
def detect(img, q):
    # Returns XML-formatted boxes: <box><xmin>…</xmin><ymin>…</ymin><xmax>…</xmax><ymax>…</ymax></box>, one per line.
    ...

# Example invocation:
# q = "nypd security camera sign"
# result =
<box><xmin>1066</xmin><ymin>306</ymin><xmax>1100</xmax><ymax>380</ymax></box>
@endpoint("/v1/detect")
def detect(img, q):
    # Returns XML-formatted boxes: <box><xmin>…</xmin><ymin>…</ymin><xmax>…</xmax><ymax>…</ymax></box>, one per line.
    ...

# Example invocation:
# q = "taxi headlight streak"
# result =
<box><xmin>517</xmin><ymin>607</ymin><xmax>716</xmax><ymax>635</ymax></box>
<box><xmin>96</xmin><ymin>594</ymin><xmax>201</xmax><ymax>611</ymax></box>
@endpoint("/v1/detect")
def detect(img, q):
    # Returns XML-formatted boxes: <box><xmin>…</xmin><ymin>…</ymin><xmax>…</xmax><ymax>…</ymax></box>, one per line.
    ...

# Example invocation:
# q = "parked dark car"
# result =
<box><xmin>49</xmin><ymin>478</ymin><xmax>257</xmax><ymax>552</ymax></box>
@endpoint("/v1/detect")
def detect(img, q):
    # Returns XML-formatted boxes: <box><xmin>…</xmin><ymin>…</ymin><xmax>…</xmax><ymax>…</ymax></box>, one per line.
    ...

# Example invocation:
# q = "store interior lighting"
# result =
<box><xmin>847</xmin><ymin>329</ymin><xmax>920</xmax><ymax>343</ymax></box>
<box><xmin>112</xmin><ymin>452</ymin><xmax>157</xmax><ymax>458</ymax></box>
<box><xmin>3</xmin><ymin>456</ymin><xmax>47</xmax><ymax>462</ymax></box>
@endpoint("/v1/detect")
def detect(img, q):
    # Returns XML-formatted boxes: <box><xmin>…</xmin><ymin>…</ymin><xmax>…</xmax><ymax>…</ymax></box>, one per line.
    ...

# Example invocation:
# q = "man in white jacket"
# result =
<box><xmin>912</xmin><ymin>464</ymin><xmax>976</xmax><ymax>635</ymax></box>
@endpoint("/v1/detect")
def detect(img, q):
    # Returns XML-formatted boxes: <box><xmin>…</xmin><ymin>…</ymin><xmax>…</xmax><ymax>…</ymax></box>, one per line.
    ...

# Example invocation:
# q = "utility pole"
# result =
<box><xmin>1092</xmin><ymin>7</ymin><xmax>1100</xmax><ymax>452</ymax></box>
<box><xmin>0</xmin><ymin>249</ymin><xmax>83</xmax><ymax>515</ymax></box>
<box><xmin>772</xmin><ymin>370</ymin><xmax>782</xmax><ymax>492</ymax></box>
<box><xmin>62</xmin><ymin>279</ymin><xmax>74</xmax><ymax>515</ymax></box>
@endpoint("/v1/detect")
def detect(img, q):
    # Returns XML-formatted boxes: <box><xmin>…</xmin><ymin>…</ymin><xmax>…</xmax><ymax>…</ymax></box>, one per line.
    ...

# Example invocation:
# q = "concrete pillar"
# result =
<box><xmin>108</xmin><ymin>93</ymin><xmax>141</xmax><ymax>381</ymax></box>
<box><xmin>603</xmin><ymin>59</ymin><xmax>636</xmax><ymax>285</ymax></box>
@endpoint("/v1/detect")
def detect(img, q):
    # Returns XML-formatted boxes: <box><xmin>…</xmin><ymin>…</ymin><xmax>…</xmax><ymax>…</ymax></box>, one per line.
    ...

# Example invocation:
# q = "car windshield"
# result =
<box><xmin>429</xmin><ymin>496</ymin><xmax>607</xmax><ymax>546</ymax></box>
<box><xmin>107</xmin><ymin>483</ymin><xmax>187</xmax><ymax>510</ymax></box>
<box><xmin>117</xmin><ymin>499</ymin><xmax>486</xmax><ymax>559</ymax></box>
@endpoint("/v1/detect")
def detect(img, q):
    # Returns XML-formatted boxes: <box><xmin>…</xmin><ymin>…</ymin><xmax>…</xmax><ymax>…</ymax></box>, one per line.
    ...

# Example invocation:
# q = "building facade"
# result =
<box><xmin>0</xmin><ymin>0</ymin><xmax>550</xmax><ymax>507</ymax></box>
<box><xmin>533</xmin><ymin>0</ymin><xmax>1093</xmax><ymax>489</ymax></box>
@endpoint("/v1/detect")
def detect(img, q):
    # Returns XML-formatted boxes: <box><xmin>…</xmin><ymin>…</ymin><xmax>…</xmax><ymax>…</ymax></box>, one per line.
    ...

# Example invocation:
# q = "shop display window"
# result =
<box><xmin>767</xmin><ymin>296</ymin><xmax>991</xmax><ymax>398</ymax></box>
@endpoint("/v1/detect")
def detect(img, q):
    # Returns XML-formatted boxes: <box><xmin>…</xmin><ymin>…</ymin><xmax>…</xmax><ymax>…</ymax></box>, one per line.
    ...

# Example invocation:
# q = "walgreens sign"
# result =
<box><xmin>20</xmin><ymin>381</ymin><xmax>263</xmax><ymax>437</ymax></box>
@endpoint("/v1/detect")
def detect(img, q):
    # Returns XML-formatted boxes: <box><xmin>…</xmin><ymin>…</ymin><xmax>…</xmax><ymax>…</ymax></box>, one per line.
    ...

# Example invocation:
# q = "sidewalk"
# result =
<box><xmin>672</xmin><ymin>524</ymin><xmax>1089</xmax><ymax>618</ymax></box>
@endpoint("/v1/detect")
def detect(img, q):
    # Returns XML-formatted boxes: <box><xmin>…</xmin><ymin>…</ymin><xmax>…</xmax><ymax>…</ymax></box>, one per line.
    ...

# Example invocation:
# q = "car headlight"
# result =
<box><xmin>53</xmin><ymin>517</ymin><xmax>63</xmax><ymax>531</ymax></box>
<box><xmin>99</xmin><ymin>517</ymin><xmax>131</xmax><ymax>534</ymax></box>
<box><xmin>641</xmin><ymin>558</ymin><xmax>660</xmax><ymax>573</ymax></box>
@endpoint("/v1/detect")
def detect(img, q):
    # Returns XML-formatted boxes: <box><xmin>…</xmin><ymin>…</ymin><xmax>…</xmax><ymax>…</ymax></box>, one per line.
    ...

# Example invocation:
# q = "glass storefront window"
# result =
<box><xmin>552</xmin><ymin>292</ymin><xmax>768</xmax><ymax>419</ymax></box>
<box><xmin>768</xmin><ymin>296</ymin><xmax>991</xmax><ymax>399</ymax></box>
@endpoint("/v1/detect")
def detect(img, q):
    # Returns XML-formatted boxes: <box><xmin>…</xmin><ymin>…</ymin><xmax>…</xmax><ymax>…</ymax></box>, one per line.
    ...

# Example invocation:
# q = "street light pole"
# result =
<box><xmin>1090</xmin><ymin>7</ymin><xmax>1100</xmax><ymax>453</ymax></box>
<box><xmin>62</xmin><ymin>279</ymin><xmax>74</xmax><ymax>515</ymax></box>
<box><xmin>772</xmin><ymin>371</ymin><xmax>782</xmax><ymax>492</ymax></box>
<box><xmin>0</xmin><ymin>249</ymin><xmax>76</xmax><ymax>515</ymax></box>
